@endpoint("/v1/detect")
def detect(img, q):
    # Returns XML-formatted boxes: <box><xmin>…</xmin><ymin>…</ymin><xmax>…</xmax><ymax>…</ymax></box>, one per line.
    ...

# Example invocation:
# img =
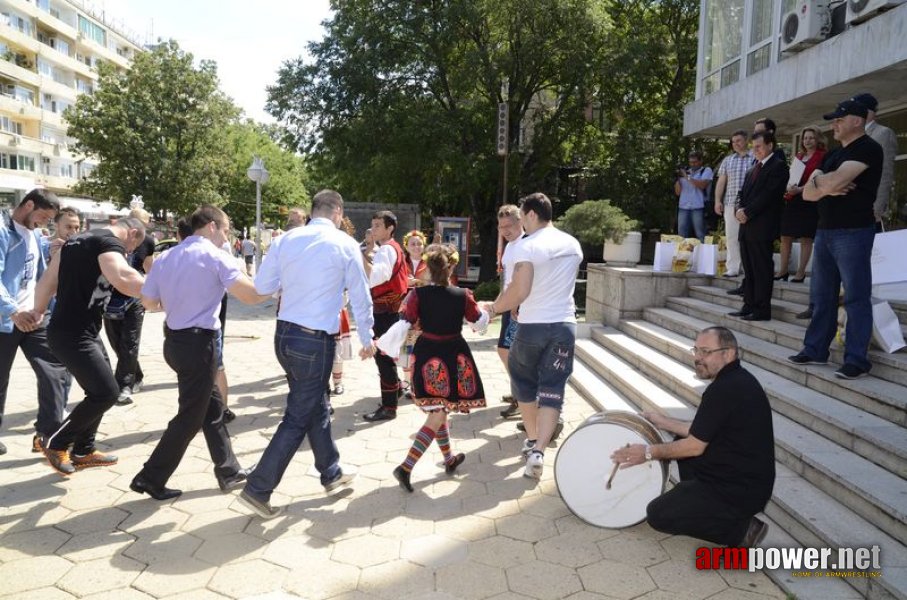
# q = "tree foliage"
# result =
<box><xmin>65</xmin><ymin>40</ymin><xmax>238</xmax><ymax>217</ymax></box>
<box><xmin>220</xmin><ymin>121</ymin><xmax>310</xmax><ymax>231</ymax></box>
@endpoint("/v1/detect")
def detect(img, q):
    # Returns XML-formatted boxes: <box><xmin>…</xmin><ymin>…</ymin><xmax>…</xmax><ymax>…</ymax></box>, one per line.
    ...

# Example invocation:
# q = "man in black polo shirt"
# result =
<box><xmin>788</xmin><ymin>100</ymin><xmax>882</xmax><ymax>380</ymax></box>
<box><xmin>611</xmin><ymin>326</ymin><xmax>775</xmax><ymax>547</ymax></box>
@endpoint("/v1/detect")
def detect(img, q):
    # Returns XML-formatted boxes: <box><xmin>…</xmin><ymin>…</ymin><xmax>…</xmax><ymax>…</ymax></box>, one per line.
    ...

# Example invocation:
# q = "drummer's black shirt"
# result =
<box><xmin>688</xmin><ymin>360</ymin><xmax>775</xmax><ymax>514</ymax></box>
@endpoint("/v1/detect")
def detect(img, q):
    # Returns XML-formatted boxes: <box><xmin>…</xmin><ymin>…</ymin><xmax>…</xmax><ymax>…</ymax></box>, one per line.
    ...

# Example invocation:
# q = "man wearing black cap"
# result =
<box><xmin>851</xmin><ymin>93</ymin><xmax>897</xmax><ymax>231</ymax></box>
<box><xmin>788</xmin><ymin>100</ymin><xmax>883</xmax><ymax>380</ymax></box>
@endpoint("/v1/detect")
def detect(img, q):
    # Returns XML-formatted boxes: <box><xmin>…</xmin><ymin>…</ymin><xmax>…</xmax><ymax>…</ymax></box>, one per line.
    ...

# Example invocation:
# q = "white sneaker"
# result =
<box><xmin>520</xmin><ymin>439</ymin><xmax>536</xmax><ymax>458</ymax></box>
<box><xmin>523</xmin><ymin>450</ymin><xmax>544</xmax><ymax>479</ymax></box>
<box><xmin>324</xmin><ymin>465</ymin><xmax>357</xmax><ymax>494</ymax></box>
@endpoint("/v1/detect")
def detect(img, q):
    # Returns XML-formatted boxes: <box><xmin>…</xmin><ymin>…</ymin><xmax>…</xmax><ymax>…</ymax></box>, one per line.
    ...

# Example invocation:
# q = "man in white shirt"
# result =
<box><xmin>852</xmin><ymin>93</ymin><xmax>897</xmax><ymax>231</ymax></box>
<box><xmin>240</xmin><ymin>189</ymin><xmax>376</xmax><ymax>518</ymax></box>
<box><xmin>0</xmin><ymin>189</ymin><xmax>67</xmax><ymax>456</ymax></box>
<box><xmin>361</xmin><ymin>210</ymin><xmax>409</xmax><ymax>422</ymax></box>
<box><xmin>486</xmin><ymin>193</ymin><xmax>583</xmax><ymax>479</ymax></box>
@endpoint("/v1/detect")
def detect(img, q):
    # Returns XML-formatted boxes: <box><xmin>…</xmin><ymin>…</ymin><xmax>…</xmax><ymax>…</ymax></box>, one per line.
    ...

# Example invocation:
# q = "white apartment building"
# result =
<box><xmin>0</xmin><ymin>0</ymin><xmax>142</xmax><ymax>205</ymax></box>
<box><xmin>684</xmin><ymin>0</ymin><xmax>907</xmax><ymax>225</ymax></box>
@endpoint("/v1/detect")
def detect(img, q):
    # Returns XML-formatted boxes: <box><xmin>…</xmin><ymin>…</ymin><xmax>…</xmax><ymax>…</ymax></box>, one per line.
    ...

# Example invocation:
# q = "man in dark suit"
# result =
<box><xmin>729</xmin><ymin>131</ymin><xmax>788</xmax><ymax>321</ymax></box>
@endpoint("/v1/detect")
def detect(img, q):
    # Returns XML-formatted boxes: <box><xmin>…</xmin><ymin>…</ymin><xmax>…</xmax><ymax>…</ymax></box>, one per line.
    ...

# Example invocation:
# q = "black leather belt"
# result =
<box><xmin>278</xmin><ymin>320</ymin><xmax>332</xmax><ymax>337</ymax></box>
<box><xmin>165</xmin><ymin>326</ymin><xmax>216</xmax><ymax>336</ymax></box>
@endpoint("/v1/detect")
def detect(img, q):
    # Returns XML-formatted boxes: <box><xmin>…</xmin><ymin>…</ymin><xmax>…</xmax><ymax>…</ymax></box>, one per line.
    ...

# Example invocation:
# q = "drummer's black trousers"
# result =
<box><xmin>645</xmin><ymin>461</ymin><xmax>754</xmax><ymax>546</ymax></box>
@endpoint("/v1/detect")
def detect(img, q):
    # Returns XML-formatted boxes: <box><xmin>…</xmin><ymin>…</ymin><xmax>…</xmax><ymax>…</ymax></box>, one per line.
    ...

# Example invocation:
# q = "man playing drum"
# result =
<box><xmin>611</xmin><ymin>326</ymin><xmax>775</xmax><ymax>547</ymax></box>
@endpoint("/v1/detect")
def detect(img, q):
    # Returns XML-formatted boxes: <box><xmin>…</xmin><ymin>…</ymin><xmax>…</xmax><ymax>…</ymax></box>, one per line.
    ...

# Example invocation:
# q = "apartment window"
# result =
<box><xmin>60</xmin><ymin>163</ymin><xmax>73</xmax><ymax>178</ymax></box>
<box><xmin>747</xmin><ymin>0</ymin><xmax>774</xmax><ymax>76</ymax></box>
<box><xmin>37</xmin><ymin>0</ymin><xmax>51</xmax><ymax>12</ymax></box>
<box><xmin>0</xmin><ymin>116</ymin><xmax>23</xmax><ymax>135</ymax></box>
<box><xmin>3</xmin><ymin>13</ymin><xmax>33</xmax><ymax>36</ymax></box>
<box><xmin>37</xmin><ymin>58</ymin><xmax>54</xmax><ymax>77</ymax></box>
<box><xmin>78</xmin><ymin>15</ymin><xmax>106</xmax><ymax>47</ymax></box>
<box><xmin>76</xmin><ymin>79</ymin><xmax>93</xmax><ymax>94</ymax></box>
<box><xmin>42</xmin><ymin>156</ymin><xmax>50</xmax><ymax>175</ymax></box>
<box><xmin>702</xmin><ymin>0</ymin><xmax>745</xmax><ymax>93</ymax></box>
<box><xmin>1</xmin><ymin>153</ymin><xmax>36</xmax><ymax>172</ymax></box>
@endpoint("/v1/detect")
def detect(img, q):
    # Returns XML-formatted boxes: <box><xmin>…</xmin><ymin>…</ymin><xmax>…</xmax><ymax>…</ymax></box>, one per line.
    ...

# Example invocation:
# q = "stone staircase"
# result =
<box><xmin>571</xmin><ymin>275</ymin><xmax>907</xmax><ymax>600</ymax></box>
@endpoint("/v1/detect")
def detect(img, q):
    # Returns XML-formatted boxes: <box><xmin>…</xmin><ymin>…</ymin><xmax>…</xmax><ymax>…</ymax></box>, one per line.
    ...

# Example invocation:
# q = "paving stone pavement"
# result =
<box><xmin>0</xmin><ymin>301</ymin><xmax>786</xmax><ymax>599</ymax></box>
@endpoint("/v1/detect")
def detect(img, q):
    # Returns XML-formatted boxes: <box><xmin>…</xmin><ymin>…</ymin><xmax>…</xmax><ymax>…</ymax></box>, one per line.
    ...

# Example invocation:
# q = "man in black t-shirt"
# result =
<box><xmin>612</xmin><ymin>327</ymin><xmax>775</xmax><ymax>547</ymax></box>
<box><xmin>788</xmin><ymin>100</ymin><xmax>883</xmax><ymax>380</ymax></box>
<box><xmin>104</xmin><ymin>208</ymin><xmax>156</xmax><ymax>405</ymax></box>
<box><xmin>31</xmin><ymin>218</ymin><xmax>147</xmax><ymax>476</ymax></box>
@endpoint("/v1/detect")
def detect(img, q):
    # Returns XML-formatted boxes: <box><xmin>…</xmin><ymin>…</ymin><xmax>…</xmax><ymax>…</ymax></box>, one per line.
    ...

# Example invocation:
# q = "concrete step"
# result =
<box><xmin>663</xmin><ymin>296</ymin><xmax>907</xmax><ymax>388</ymax></box>
<box><xmin>570</xmin><ymin>345</ymin><xmax>906</xmax><ymax>600</ymax></box>
<box><xmin>622</xmin><ymin>317</ymin><xmax>907</xmax><ymax>479</ymax></box>
<box><xmin>689</xmin><ymin>284</ymin><xmax>813</xmax><ymax>326</ymax></box>
<box><xmin>569</xmin><ymin>361</ymin><xmax>639</xmax><ymax>413</ymax></box>
<box><xmin>768</xmin><ymin>463</ymin><xmax>907</xmax><ymax>600</ymax></box>
<box><xmin>709</xmin><ymin>275</ymin><xmax>907</xmax><ymax>326</ymax></box>
<box><xmin>665</xmin><ymin>298</ymin><xmax>907</xmax><ymax>423</ymax></box>
<box><xmin>582</xmin><ymin>328</ymin><xmax>907</xmax><ymax>546</ymax></box>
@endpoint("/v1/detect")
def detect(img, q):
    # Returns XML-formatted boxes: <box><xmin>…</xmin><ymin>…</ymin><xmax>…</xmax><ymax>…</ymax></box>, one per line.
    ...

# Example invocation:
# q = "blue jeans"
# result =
<box><xmin>803</xmin><ymin>227</ymin><xmax>875</xmax><ymax>370</ymax></box>
<box><xmin>508</xmin><ymin>322</ymin><xmax>576</xmax><ymax>410</ymax></box>
<box><xmin>678</xmin><ymin>208</ymin><xmax>705</xmax><ymax>241</ymax></box>
<box><xmin>244</xmin><ymin>321</ymin><xmax>340</xmax><ymax>501</ymax></box>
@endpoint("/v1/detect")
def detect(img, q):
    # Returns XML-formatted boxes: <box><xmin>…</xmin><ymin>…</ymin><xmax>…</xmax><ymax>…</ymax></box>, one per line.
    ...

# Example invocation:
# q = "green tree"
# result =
<box><xmin>220</xmin><ymin>121</ymin><xmax>310</xmax><ymax>231</ymax></box>
<box><xmin>64</xmin><ymin>40</ymin><xmax>238</xmax><ymax>216</ymax></box>
<box><xmin>267</xmin><ymin>0</ymin><xmax>609</xmax><ymax>279</ymax></box>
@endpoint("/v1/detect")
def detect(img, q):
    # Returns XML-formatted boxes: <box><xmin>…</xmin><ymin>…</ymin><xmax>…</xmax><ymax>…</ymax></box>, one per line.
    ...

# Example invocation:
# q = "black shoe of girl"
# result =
<box><xmin>393</xmin><ymin>465</ymin><xmax>414</xmax><ymax>492</ymax></box>
<box><xmin>223</xmin><ymin>408</ymin><xmax>236</xmax><ymax>424</ymax></box>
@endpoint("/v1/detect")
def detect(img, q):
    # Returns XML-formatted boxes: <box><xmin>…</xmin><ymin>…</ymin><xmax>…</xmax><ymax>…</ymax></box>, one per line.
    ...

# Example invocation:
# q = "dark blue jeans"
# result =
<box><xmin>678</xmin><ymin>208</ymin><xmax>705</xmax><ymax>241</ymax></box>
<box><xmin>508</xmin><ymin>322</ymin><xmax>576</xmax><ymax>410</ymax></box>
<box><xmin>245</xmin><ymin>321</ymin><xmax>340</xmax><ymax>502</ymax></box>
<box><xmin>803</xmin><ymin>226</ymin><xmax>875</xmax><ymax>370</ymax></box>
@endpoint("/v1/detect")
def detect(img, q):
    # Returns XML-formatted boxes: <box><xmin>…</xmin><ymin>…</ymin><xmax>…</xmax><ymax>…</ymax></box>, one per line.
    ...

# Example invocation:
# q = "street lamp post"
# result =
<box><xmin>246</xmin><ymin>155</ymin><xmax>270</xmax><ymax>271</ymax></box>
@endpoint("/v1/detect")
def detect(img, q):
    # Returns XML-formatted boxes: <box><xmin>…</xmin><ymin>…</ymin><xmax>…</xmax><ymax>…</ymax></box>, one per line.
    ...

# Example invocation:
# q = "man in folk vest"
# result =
<box><xmin>362</xmin><ymin>210</ymin><xmax>408</xmax><ymax>422</ymax></box>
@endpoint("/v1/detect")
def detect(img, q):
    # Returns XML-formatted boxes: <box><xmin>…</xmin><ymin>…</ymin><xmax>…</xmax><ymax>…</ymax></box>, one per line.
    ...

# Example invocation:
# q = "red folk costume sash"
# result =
<box><xmin>372</xmin><ymin>239</ymin><xmax>408</xmax><ymax>313</ymax></box>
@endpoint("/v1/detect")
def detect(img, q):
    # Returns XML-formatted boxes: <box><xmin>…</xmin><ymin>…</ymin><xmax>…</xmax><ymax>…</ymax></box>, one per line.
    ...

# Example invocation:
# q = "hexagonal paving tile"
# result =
<box><xmin>132</xmin><ymin>557</ymin><xmax>217</xmax><ymax>597</ymax></box>
<box><xmin>358</xmin><ymin>559</ymin><xmax>435</xmax><ymax>599</ymax></box>
<box><xmin>182</xmin><ymin>508</ymin><xmax>251</xmax><ymax>537</ymax></box>
<box><xmin>57</xmin><ymin>555</ymin><xmax>143</xmax><ymax>596</ymax></box>
<box><xmin>372</xmin><ymin>515</ymin><xmax>435</xmax><ymax>540</ymax></box>
<box><xmin>505</xmin><ymin>560</ymin><xmax>583</xmax><ymax>600</ymax></box>
<box><xmin>647</xmin><ymin>559</ymin><xmax>728</xmax><ymax>598</ymax></box>
<box><xmin>400</xmin><ymin>534</ymin><xmax>468</xmax><ymax>567</ymax></box>
<box><xmin>534</xmin><ymin>531</ymin><xmax>604</xmax><ymax>568</ymax></box>
<box><xmin>54</xmin><ymin>507</ymin><xmax>129</xmax><ymax>535</ymax></box>
<box><xmin>123</xmin><ymin>531</ymin><xmax>204</xmax><ymax>565</ymax></box>
<box><xmin>517</xmin><ymin>495</ymin><xmax>571</xmax><ymax>520</ymax></box>
<box><xmin>434</xmin><ymin>514</ymin><xmax>496</xmax><ymax>541</ymax></box>
<box><xmin>2</xmin><ymin>587</ymin><xmax>77</xmax><ymax>600</ymax></box>
<box><xmin>494</xmin><ymin>513</ymin><xmax>558</xmax><ymax>543</ymax></box>
<box><xmin>717</xmin><ymin>569</ymin><xmax>788</xmax><ymax>598</ymax></box>
<box><xmin>597</xmin><ymin>532</ymin><xmax>670</xmax><ymax>568</ymax></box>
<box><xmin>119</xmin><ymin>505</ymin><xmax>190</xmax><ymax>532</ymax></box>
<box><xmin>578</xmin><ymin>558</ymin><xmax>656</xmax><ymax>599</ymax></box>
<box><xmin>0</xmin><ymin>527</ymin><xmax>71</xmax><ymax>562</ymax></box>
<box><xmin>194</xmin><ymin>532</ymin><xmax>268</xmax><ymax>564</ymax></box>
<box><xmin>436</xmin><ymin>560</ymin><xmax>508</xmax><ymax>600</ymax></box>
<box><xmin>284</xmin><ymin>558</ymin><xmax>362</xmax><ymax>599</ymax></box>
<box><xmin>332</xmin><ymin>533</ymin><xmax>400</xmax><ymax>567</ymax></box>
<box><xmin>469</xmin><ymin>536</ymin><xmax>535</xmax><ymax>569</ymax></box>
<box><xmin>0</xmin><ymin>556</ymin><xmax>73</xmax><ymax>595</ymax></box>
<box><xmin>260</xmin><ymin>534</ymin><xmax>333</xmax><ymax>568</ymax></box>
<box><xmin>207</xmin><ymin>559</ymin><xmax>290</xmax><ymax>597</ymax></box>
<box><xmin>58</xmin><ymin>486</ymin><xmax>125</xmax><ymax>512</ymax></box>
<box><xmin>55</xmin><ymin>530</ymin><xmax>136</xmax><ymax>562</ymax></box>
<box><xmin>79</xmin><ymin>589</ymin><xmax>160</xmax><ymax>600</ymax></box>
<box><xmin>562</xmin><ymin>593</ymin><xmax>622</xmax><ymax>600</ymax></box>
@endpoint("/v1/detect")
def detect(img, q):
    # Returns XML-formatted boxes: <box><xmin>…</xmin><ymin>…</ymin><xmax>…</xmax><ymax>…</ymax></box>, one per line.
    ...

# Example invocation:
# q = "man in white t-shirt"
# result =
<box><xmin>486</xmin><ymin>193</ymin><xmax>583</xmax><ymax>479</ymax></box>
<box><xmin>0</xmin><ymin>189</ymin><xmax>68</xmax><ymax>456</ymax></box>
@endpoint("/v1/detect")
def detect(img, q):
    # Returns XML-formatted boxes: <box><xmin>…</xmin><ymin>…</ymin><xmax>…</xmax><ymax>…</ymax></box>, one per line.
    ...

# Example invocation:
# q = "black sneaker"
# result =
<box><xmin>726</xmin><ymin>287</ymin><xmax>744</xmax><ymax>296</ymax></box>
<box><xmin>739</xmin><ymin>516</ymin><xmax>769</xmax><ymax>547</ymax></box>
<box><xmin>834</xmin><ymin>364</ymin><xmax>870</xmax><ymax>380</ymax></box>
<box><xmin>787</xmin><ymin>353</ymin><xmax>827</xmax><ymax>366</ymax></box>
<box><xmin>500</xmin><ymin>403</ymin><xmax>520</xmax><ymax>418</ymax></box>
<box><xmin>238</xmin><ymin>489</ymin><xmax>283</xmax><ymax>519</ymax></box>
<box><xmin>217</xmin><ymin>466</ymin><xmax>253</xmax><ymax>492</ymax></box>
<box><xmin>796</xmin><ymin>308</ymin><xmax>813</xmax><ymax>319</ymax></box>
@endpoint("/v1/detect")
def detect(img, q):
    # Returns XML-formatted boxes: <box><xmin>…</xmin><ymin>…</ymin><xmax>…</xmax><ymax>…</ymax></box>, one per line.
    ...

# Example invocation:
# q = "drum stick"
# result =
<box><xmin>606</xmin><ymin>443</ymin><xmax>629</xmax><ymax>489</ymax></box>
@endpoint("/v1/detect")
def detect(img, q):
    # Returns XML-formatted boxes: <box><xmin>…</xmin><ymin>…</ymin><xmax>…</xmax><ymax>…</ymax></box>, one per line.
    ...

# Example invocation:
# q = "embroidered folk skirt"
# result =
<box><xmin>412</xmin><ymin>333</ymin><xmax>486</xmax><ymax>414</ymax></box>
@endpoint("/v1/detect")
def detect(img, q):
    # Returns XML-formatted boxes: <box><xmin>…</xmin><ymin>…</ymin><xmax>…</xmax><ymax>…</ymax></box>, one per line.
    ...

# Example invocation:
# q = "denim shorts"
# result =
<box><xmin>497</xmin><ymin>311</ymin><xmax>519</xmax><ymax>349</ymax></box>
<box><xmin>508</xmin><ymin>322</ymin><xmax>576</xmax><ymax>410</ymax></box>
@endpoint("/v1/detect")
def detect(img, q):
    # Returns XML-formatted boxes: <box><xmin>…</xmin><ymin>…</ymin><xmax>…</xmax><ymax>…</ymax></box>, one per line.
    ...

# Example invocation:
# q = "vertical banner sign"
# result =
<box><xmin>496</xmin><ymin>102</ymin><xmax>509</xmax><ymax>156</ymax></box>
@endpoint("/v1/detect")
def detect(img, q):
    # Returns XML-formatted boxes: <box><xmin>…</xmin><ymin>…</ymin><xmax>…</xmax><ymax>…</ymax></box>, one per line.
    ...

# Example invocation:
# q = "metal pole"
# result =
<box><xmin>502</xmin><ymin>152</ymin><xmax>508</xmax><ymax>205</ymax></box>
<box><xmin>255</xmin><ymin>180</ymin><xmax>262</xmax><ymax>271</ymax></box>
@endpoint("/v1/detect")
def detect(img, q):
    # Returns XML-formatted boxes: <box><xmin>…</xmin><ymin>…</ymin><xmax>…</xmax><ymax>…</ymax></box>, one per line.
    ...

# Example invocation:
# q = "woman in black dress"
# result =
<box><xmin>392</xmin><ymin>243</ymin><xmax>487</xmax><ymax>492</ymax></box>
<box><xmin>777</xmin><ymin>127</ymin><xmax>826</xmax><ymax>282</ymax></box>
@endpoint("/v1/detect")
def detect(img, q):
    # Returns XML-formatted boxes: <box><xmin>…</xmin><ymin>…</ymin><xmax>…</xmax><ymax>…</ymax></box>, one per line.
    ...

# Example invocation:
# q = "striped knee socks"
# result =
<box><xmin>402</xmin><ymin>426</ymin><xmax>436</xmax><ymax>472</ymax></box>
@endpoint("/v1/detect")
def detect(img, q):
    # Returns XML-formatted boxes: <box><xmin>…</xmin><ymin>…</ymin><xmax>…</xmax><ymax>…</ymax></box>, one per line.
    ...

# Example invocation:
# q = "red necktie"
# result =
<box><xmin>748</xmin><ymin>161</ymin><xmax>762</xmax><ymax>183</ymax></box>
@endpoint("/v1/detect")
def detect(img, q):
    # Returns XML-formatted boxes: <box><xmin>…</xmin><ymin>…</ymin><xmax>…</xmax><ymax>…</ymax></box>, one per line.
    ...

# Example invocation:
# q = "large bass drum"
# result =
<box><xmin>554</xmin><ymin>411</ymin><xmax>667</xmax><ymax>528</ymax></box>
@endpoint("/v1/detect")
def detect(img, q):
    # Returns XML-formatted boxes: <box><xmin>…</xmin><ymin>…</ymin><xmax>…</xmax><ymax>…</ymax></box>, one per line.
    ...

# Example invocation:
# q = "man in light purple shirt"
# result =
<box><xmin>131</xmin><ymin>205</ymin><xmax>269</xmax><ymax>501</ymax></box>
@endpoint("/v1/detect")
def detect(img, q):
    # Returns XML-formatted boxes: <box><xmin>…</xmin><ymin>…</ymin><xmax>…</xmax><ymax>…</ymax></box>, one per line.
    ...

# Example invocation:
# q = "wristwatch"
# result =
<box><xmin>644</xmin><ymin>446</ymin><xmax>653</xmax><ymax>462</ymax></box>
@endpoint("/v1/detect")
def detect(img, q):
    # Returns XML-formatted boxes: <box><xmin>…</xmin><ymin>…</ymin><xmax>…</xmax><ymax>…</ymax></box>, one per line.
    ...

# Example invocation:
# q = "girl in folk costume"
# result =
<box><xmin>400</xmin><ymin>230</ymin><xmax>429</xmax><ymax>398</ymax></box>
<box><xmin>378</xmin><ymin>243</ymin><xmax>488</xmax><ymax>491</ymax></box>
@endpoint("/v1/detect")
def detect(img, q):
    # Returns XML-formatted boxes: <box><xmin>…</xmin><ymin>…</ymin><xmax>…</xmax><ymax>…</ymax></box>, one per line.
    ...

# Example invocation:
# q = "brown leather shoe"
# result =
<box><xmin>71</xmin><ymin>450</ymin><xmax>118</xmax><ymax>470</ymax></box>
<box><xmin>43</xmin><ymin>447</ymin><xmax>75</xmax><ymax>476</ymax></box>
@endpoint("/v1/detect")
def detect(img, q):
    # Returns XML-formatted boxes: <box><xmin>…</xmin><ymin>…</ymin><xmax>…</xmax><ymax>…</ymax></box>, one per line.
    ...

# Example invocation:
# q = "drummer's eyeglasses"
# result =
<box><xmin>690</xmin><ymin>346</ymin><xmax>730</xmax><ymax>356</ymax></box>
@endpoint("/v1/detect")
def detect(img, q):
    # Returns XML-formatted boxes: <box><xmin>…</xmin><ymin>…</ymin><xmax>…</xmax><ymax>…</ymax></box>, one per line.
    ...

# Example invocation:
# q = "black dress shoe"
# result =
<box><xmin>217</xmin><ymin>466</ymin><xmax>253</xmax><ymax>493</ymax></box>
<box><xmin>363</xmin><ymin>406</ymin><xmax>396</xmax><ymax>422</ymax></box>
<box><xmin>130</xmin><ymin>475</ymin><xmax>182</xmax><ymax>500</ymax></box>
<box><xmin>773</xmin><ymin>273</ymin><xmax>789</xmax><ymax>281</ymax></box>
<box><xmin>445</xmin><ymin>453</ymin><xmax>466</xmax><ymax>475</ymax></box>
<box><xmin>726</xmin><ymin>287</ymin><xmax>744</xmax><ymax>296</ymax></box>
<box><xmin>727</xmin><ymin>310</ymin><xmax>752</xmax><ymax>317</ymax></box>
<box><xmin>742</xmin><ymin>314</ymin><xmax>770</xmax><ymax>321</ymax></box>
<box><xmin>393</xmin><ymin>465</ymin><xmax>413</xmax><ymax>492</ymax></box>
<box><xmin>223</xmin><ymin>408</ymin><xmax>236</xmax><ymax>424</ymax></box>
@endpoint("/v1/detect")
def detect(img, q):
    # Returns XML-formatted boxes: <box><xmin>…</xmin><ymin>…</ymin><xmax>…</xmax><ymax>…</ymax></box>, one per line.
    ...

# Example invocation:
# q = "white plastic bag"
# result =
<box><xmin>871</xmin><ymin>298</ymin><xmax>906</xmax><ymax>353</ymax></box>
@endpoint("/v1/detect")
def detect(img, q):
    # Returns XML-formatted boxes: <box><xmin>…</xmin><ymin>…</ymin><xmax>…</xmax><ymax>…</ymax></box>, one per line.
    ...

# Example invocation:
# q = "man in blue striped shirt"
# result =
<box><xmin>714</xmin><ymin>130</ymin><xmax>751</xmax><ymax>277</ymax></box>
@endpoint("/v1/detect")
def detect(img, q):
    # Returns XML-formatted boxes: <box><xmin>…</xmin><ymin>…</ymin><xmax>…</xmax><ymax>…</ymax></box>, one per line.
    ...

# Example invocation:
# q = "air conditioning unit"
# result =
<box><xmin>846</xmin><ymin>0</ymin><xmax>907</xmax><ymax>24</ymax></box>
<box><xmin>781</xmin><ymin>1</ymin><xmax>832</xmax><ymax>53</ymax></box>
<box><xmin>10</xmin><ymin>134</ymin><xmax>22</xmax><ymax>146</ymax></box>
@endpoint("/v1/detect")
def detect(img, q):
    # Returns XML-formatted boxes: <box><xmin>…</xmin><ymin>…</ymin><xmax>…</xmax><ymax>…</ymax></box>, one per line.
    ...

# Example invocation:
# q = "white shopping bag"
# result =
<box><xmin>653</xmin><ymin>242</ymin><xmax>676</xmax><ymax>272</ymax></box>
<box><xmin>871</xmin><ymin>298</ymin><xmax>906</xmax><ymax>353</ymax></box>
<box><xmin>871</xmin><ymin>230</ymin><xmax>907</xmax><ymax>285</ymax></box>
<box><xmin>692</xmin><ymin>244</ymin><xmax>718</xmax><ymax>275</ymax></box>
